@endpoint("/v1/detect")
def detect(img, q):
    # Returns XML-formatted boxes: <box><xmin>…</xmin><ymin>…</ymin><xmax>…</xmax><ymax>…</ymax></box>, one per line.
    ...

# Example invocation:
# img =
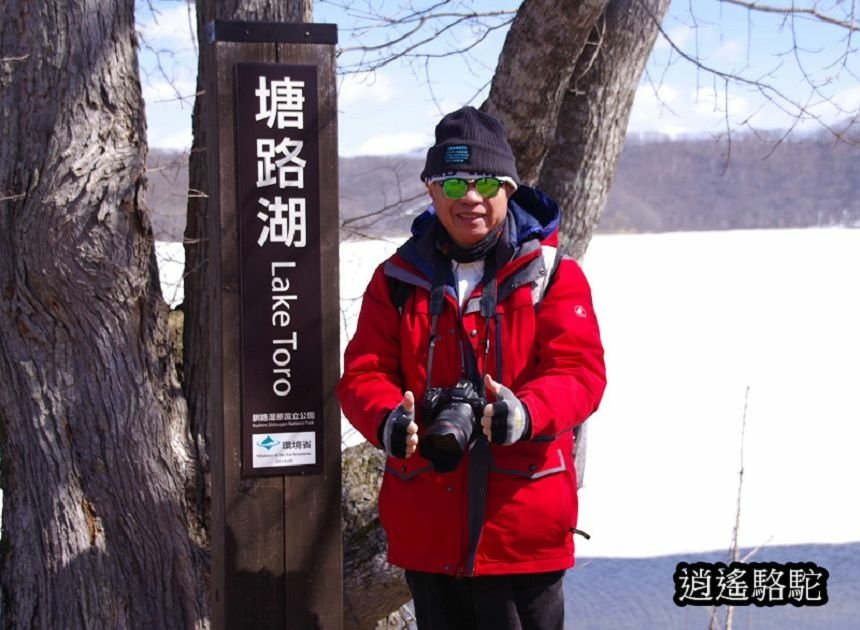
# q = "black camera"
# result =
<box><xmin>419</xmin><ymin>379</ymin><xmax>486</xmax><ymax>472</ymax></box>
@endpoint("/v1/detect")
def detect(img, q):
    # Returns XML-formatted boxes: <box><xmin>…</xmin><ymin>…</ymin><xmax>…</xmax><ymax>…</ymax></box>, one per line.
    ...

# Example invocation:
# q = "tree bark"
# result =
<box><xmin>540</xmin><ymin>0</ymin><xmax>671</xmax><ymax>260</ymax></box>
<box><xmin>483</xmin><ymin>0</ymin><xmax>610</xmax><ymax>184</ymax></box>
<box><xmin>485</xmin><ymin>0</ymin><xmax>669</xmax><ymax>260</ymax></box>
<box><xmin>0</xmin><ymin>1</ymin><xmax>208</xmax><ymax>627</ymax></box>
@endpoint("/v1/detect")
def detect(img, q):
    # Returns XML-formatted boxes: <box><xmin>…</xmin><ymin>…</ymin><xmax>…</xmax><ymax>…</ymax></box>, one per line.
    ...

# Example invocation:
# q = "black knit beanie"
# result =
<box><xmin>420</xmin><ymin>106</ymin><xmax>520</xmax><ymax>184</ymax></box>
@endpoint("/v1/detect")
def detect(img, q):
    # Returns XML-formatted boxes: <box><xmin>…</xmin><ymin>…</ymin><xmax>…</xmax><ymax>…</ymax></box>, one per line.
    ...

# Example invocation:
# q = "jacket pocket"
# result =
<box><xmin>489</xmin><ymin>442</ymin><xmax>567</xmax><ymax>479</ymax></box>
<box><xmin>481</xmin><ymin>440</ymin><xmax>577</xmax><ymax>566</ymax></box>
<box><xmin>384</xmin><ymin>453</ymin><xmax>433</xmax><ymax>480</ymax></box>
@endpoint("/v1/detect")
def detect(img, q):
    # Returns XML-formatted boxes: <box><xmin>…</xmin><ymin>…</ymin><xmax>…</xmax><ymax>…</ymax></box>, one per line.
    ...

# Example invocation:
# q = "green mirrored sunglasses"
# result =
<box><xmin>439</xmin><ymin>177</ymin><xmax>503</xmax><ymax>200</ymax></box>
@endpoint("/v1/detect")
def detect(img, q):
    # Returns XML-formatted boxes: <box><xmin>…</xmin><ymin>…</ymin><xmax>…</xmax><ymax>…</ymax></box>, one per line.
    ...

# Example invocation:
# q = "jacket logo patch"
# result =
<box><xmin>574</xmin><ymin>305</ymin><xmax>587</xmax><ymax>318</ymax></box>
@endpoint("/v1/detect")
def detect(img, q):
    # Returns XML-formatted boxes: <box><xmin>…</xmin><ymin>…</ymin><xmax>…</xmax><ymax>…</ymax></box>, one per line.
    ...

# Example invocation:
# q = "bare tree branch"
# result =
<box><xmin>341</xmin><ymin>189</ymin><xmax>426</xmax><ymax>228</ymax></box>
<box><xmin>720</xmin><ymin>0</ymin><xmax>860</xmax><ymax>32</ymax></box>
<box><xmin>338</xmin><ymin>14</ymin><xmax>515</xmax><ymax>73</ymax></box>
<box><xmin>136</xmin><ymin>0</ymin><xmax>199</xmax><ymax>109</ymax></box>
<box><xmin>324</xmin><ymin>0</ymin><xmax>517</xmax><ymax>75</ymax></box>
<box><xmin>640</xmin><ymin>0</ymin><xmax>859</xmax><ymax>141</ymax></box>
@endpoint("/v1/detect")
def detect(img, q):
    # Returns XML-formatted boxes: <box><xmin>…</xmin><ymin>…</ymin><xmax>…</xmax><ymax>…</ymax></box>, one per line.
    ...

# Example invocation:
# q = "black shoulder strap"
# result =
<box><xmin>386</xmin><ymin>275</ymin><xmax>414</xmax><ymax>316</ymax></box>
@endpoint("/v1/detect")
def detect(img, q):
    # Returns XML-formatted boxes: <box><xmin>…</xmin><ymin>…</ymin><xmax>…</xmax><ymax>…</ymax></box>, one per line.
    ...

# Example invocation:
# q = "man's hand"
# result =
<box><xmin>481</xmin><ymin>374</ymin><xmax>530</xmax><ymax>445</ymax></box>
<box><xmin>382</xmin><ymin>391</ymin><xmax>419</xmax><ymax>458</ymax></box>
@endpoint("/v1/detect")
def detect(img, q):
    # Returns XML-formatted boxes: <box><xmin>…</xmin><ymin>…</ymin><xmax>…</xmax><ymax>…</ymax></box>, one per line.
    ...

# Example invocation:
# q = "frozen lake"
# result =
<box><xmin>159</xmin><ymin>227</ymin><xmax>860</xmax><ymax>628</ymax></box>
<box><xmin>160</xmin><ymin>227</ymin><xmax>860</xmax><ymax>557</ymax></box>
<box><xmin>329</xmin><ymin>228</ymin><xmax>860</xmax><ymax>557</ymax></box>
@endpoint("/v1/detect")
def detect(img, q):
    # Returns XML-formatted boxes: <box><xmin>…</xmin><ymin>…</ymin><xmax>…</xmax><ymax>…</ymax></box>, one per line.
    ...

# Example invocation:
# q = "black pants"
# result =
<box><xmin>405</xmin><ymin>569</ymin><xmax>565</xmax><ymax>630</ymax></box>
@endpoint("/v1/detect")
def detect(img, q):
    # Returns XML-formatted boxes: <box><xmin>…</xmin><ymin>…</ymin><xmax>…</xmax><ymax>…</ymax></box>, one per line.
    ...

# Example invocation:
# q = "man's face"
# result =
<box><xmin>427</xmin><ymin>178</ymin><xmax>510</xmax><ymax>248</ymax></box>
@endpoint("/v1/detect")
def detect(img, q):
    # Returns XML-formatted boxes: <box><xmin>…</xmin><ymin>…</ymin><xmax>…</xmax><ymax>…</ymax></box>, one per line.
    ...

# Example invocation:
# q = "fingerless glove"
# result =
<box><xmin>381</xmin><ymin>403</ymin><xmax>414</xmax><ymax>458</ymax></box>
<box><xmin>489</xmin><ymin>385</ymin><xmax>531</xmax><ymax>445</ymax></box>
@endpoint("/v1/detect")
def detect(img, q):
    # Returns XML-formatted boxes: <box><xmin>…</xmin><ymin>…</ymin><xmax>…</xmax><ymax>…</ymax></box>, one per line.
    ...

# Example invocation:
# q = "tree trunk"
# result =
<box><xmin>485</xmin><ymin>0</ymin><xmax>669</xmax><ymax>260</ymax></box>
<box><xmin>540</xmin><ymin>0</ymin><xmax>671</xmax><ymax>260</ymax></box>
<box><xmin>483</xmin><ymin>0</ymin><xmax>610</xmax><ymax>184</ymax></box>
<box><xmin>0</xmin><ymin>1</ymin><xmax>208</xmax><ymax>628</ymax></box>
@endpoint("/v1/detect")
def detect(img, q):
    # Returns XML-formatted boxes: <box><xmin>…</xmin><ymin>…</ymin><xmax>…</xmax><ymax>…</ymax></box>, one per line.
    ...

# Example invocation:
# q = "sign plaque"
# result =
<box><xmin>234</xmin><ymin>62</ymin><xmax>323</xmax><ymax>476</ymax></box>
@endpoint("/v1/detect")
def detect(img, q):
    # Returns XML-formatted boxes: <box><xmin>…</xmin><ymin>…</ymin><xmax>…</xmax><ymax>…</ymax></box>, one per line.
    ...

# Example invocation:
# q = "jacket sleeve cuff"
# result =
<box><xmin>376</xmin><ymin>409</ymin><xmax>394</xmax><ymax>448</ymax></box>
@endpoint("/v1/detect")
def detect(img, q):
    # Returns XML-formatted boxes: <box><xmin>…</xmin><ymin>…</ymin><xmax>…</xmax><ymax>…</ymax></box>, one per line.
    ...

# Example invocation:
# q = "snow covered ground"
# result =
<box><xmin>578</xmin><ymin>228</ymin><xmax>860</xmax><ymax>559</ymax></box>
<box><xmin>158</xmin><ymin>227</ymin><xmax>860</xmax><ymax>627</ymax></box>
<box><xmin>564</xmin><ymin>229</ymin><xmax>860</xmax><ymax>628</ymax></box>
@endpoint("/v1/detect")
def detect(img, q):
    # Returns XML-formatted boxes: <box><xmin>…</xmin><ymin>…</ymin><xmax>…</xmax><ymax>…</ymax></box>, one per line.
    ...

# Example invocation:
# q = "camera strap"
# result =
<box><xmin>424</xmin><ymin>254</ymin><xmax>502</xmax><ymax>394</ymax></box>
<box><xmin>478</xmin><ymin>255</ymin><xmax>500</xmax><ymax>397</ymax></box>
<box><xmin>420</xmin><ymin>255</ymin><xmax>501</xmax><ymax>576</ymax></box>
<box><xmin>465</xmin><ymin>255</ymin><xmax>497</xmax><ymax>576</ymax></box>
<box><xmin>425</xmin><ymin>285</ymin><xmax>444</xmax><ymax>390</ymax></box>
<box><xmin>424</xmin><ymin>258</ymin><xmax>450</xmax><ymax>390</ymax></box>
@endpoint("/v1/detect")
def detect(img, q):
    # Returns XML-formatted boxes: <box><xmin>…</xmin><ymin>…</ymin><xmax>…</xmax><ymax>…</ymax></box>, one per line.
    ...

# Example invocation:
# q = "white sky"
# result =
<box><xmin>137</xmin><ymin>0</ymin><xmax>860</xmax><ymax>155</ymax></box>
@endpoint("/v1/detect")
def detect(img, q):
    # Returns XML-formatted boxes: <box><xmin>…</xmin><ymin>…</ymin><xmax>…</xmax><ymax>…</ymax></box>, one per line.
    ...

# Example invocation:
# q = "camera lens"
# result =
<box><xmin>420</xmin><ymin>402</ymin><xmax>475</xmax><ymax>472</ymax></box>
<box><xmin>424</xmin><ymin>432</ymin><xmax>460</xmax><ymax>456</ymax></box>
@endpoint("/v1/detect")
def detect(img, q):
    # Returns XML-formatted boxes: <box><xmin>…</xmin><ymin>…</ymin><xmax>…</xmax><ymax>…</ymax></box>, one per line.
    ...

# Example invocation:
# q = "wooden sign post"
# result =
<box><xmin>203</xmin><ymin>20</ymin><xmax>342</xmax><ymax>629</ymax></box>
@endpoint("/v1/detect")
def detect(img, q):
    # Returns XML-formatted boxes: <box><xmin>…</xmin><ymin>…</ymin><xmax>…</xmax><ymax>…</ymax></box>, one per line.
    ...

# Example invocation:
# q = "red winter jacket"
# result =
<box><xmin>337</xmin><ymin>186</ymin><xmax>606</xmax><ymax>576</ymax></box>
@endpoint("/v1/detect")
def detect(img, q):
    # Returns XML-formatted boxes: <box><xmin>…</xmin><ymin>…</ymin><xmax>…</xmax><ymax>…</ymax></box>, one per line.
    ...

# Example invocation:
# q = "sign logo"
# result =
<box><xmin>574</xmin><ymin>305</ymin><xmax>587</xmax><ymax>318</ymax></box>
<box><xmin>257</xmin><ymin>435</ymin><xmax>279</xmax><ymax>450</ymax></box>
<box><xmin>252</xmin><ymin>431</ymin><xmax>316</xmax><ymax>469</ymax></box>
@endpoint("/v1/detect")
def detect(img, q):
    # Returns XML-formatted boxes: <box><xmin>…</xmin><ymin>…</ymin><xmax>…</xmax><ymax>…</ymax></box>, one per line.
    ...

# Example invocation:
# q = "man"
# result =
<box><xmin>337</xmin><ymin>106</ymin><xmax>606</xmax><ymax>629</ymax></box>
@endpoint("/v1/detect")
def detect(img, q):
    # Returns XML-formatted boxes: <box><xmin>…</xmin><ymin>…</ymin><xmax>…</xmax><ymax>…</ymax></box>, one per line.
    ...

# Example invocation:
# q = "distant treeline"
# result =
<box><xmin>145</xmin><ymin>129</ymin><xmax>860</xmax><ymax>242</ymax></box>
<box><xmin>604</xmin><ymin>131</ymin><xmax>860</xmax><ymax>233</ymax></box>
